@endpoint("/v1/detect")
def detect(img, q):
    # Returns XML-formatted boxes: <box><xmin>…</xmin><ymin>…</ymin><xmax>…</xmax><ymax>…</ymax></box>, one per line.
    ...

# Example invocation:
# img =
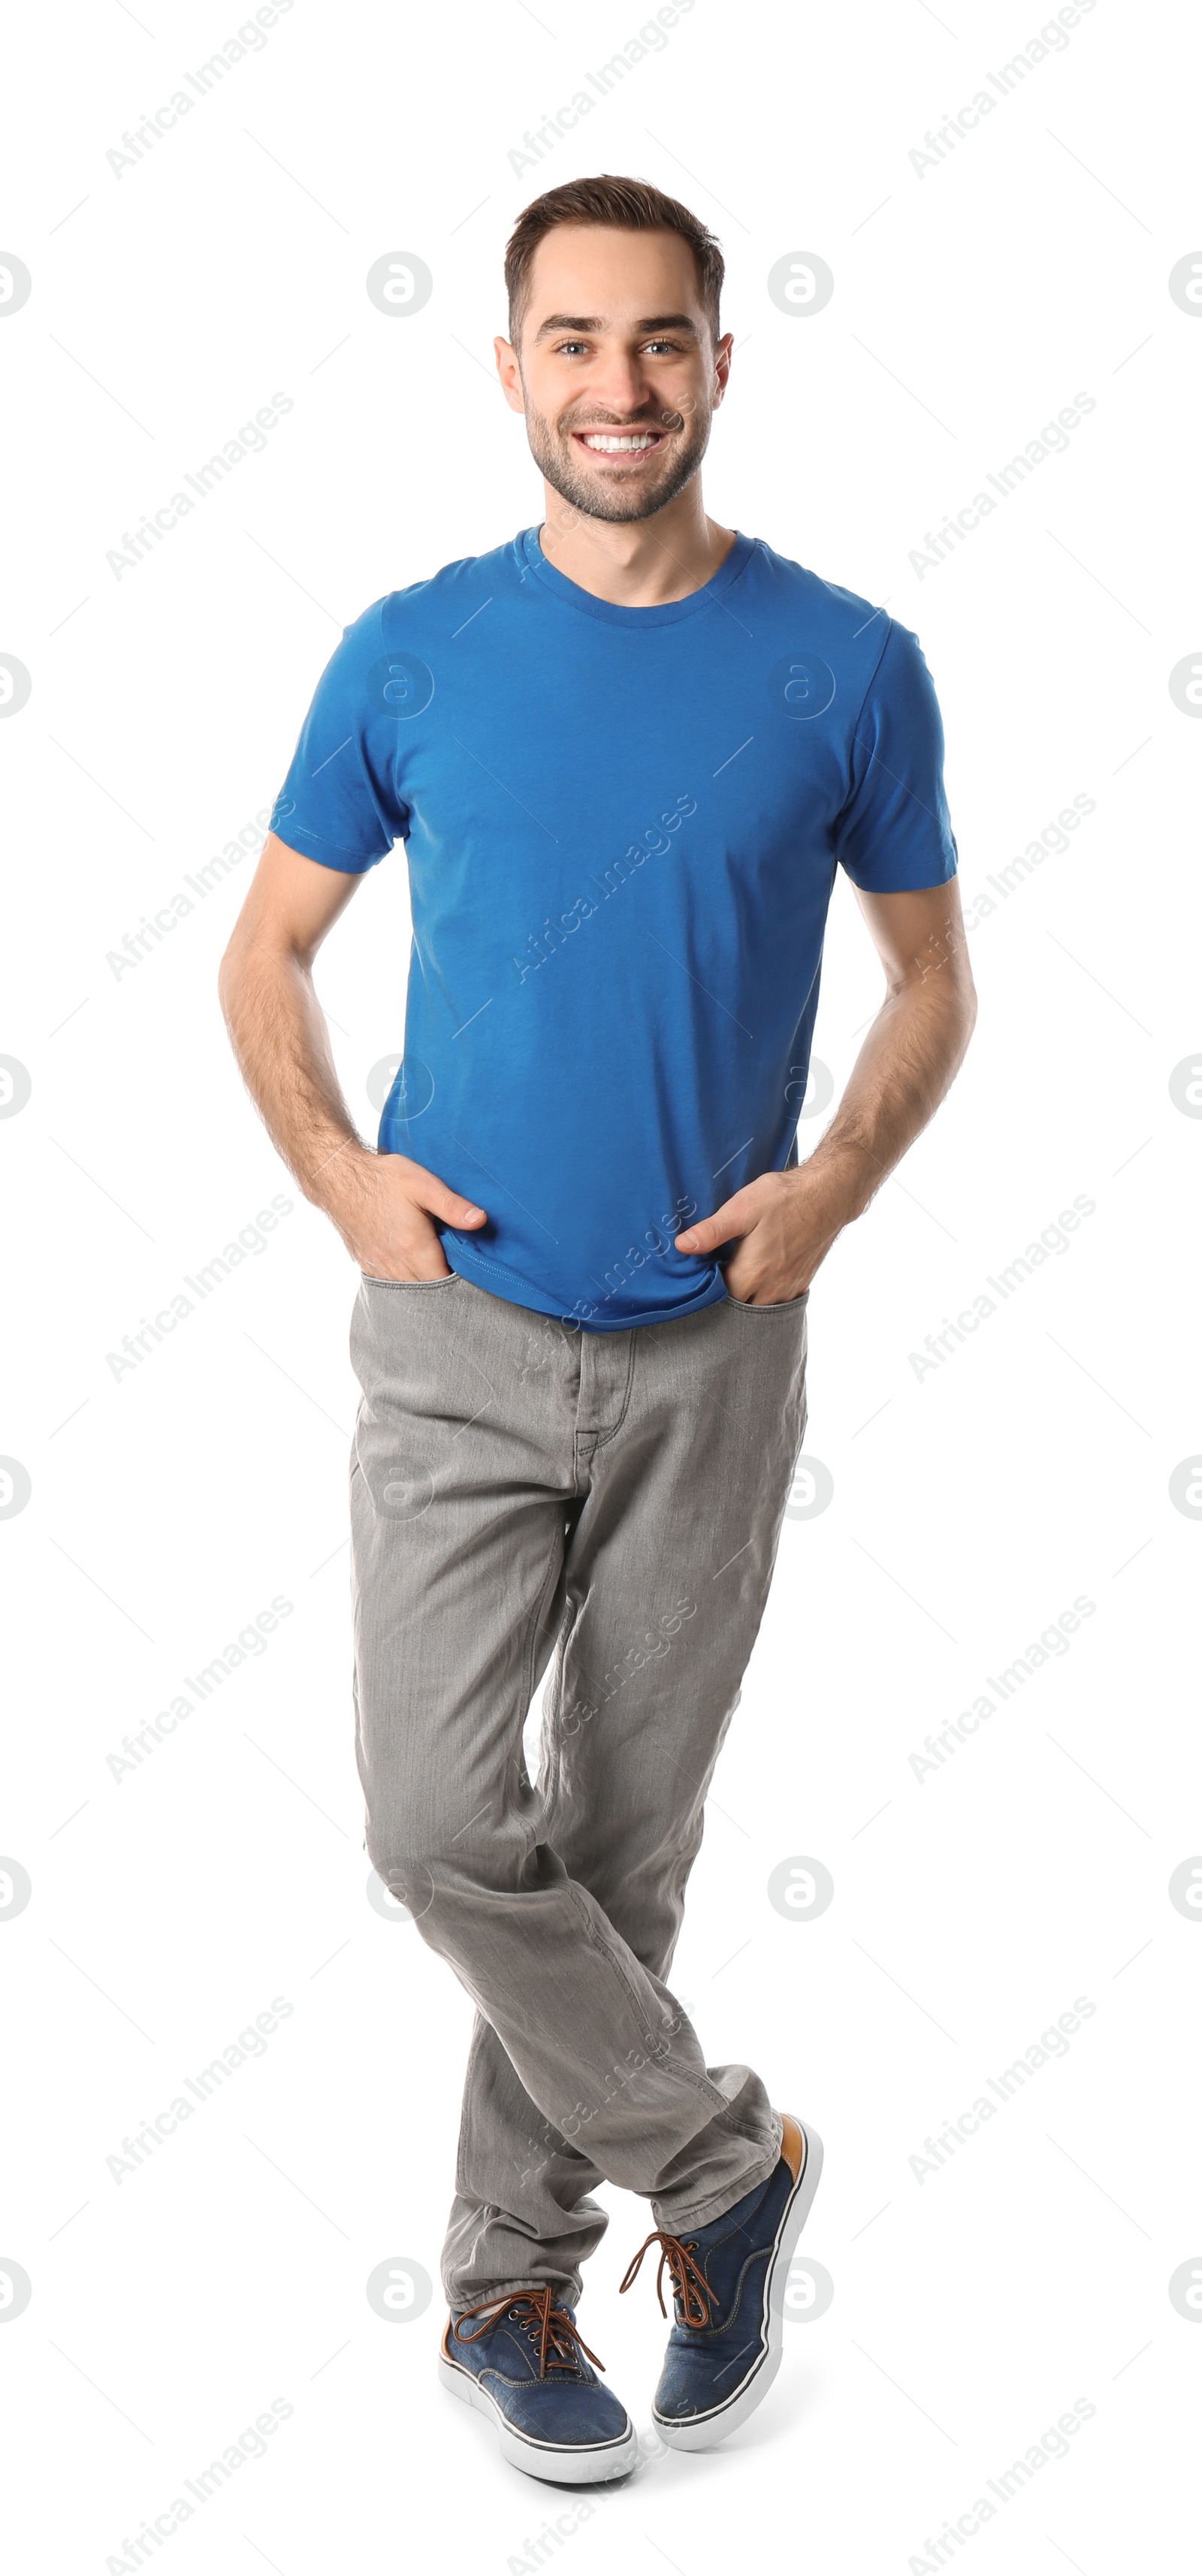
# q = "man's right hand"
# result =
<box><xmin>217</xmin><ymin>836</ymin><xmax>490</xmax><ymax>1284</ymax></box>
<box><xmin>318</xmin><ymin>1143</ymin><xmax>488</xmax><ymax>1280</ymax></box>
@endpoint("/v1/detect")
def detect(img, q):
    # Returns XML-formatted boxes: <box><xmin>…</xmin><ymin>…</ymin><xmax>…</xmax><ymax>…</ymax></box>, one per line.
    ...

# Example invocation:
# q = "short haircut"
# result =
<box><xmin>504</xmin><ymin>173</ymin><xmax>724</xmax><ymax>347</ymax></box>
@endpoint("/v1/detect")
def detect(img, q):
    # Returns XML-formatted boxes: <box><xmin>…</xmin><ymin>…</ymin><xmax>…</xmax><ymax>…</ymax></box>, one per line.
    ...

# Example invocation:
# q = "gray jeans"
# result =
<box><xmin>349</xmin><ymin>1270</ymin><xmax>809</xmax><ymax>2312</ymax></box>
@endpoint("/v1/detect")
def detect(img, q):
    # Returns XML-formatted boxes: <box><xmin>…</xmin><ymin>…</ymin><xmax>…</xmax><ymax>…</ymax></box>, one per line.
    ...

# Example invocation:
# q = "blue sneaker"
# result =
<box><xmin>439</xmin><ymin>2287</ymin><xmax>638</xmax><ymax>2484</ymax></box>
<box><xmin>620</xmin><ymin>2114</ymin><xmax>823</xmax><ymax>2448</ymax></box>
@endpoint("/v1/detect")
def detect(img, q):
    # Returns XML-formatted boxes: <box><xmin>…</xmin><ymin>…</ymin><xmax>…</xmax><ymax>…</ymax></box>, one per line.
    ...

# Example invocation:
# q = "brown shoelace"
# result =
<box><xmin>454</xmin><ymin>2285</ymin><xmax>606</xmax><ymax>2381</ymax></box>
<box><xmin>619</xmin><ymin>2230</ymin><xmax>713</xmax><ymax>2330</ymax></box>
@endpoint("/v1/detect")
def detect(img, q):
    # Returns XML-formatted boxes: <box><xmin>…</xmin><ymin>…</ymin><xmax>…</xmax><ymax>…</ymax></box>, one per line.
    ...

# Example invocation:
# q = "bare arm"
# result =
<box><xmin>676</xmin><ymin>877</ymin><xmax>977</xmax><ymax>1302</ymax></box>
<box><xmin>217</xmin><ymin>833</ymin><xmax>487</xmax><ymax>1278</ymax></box>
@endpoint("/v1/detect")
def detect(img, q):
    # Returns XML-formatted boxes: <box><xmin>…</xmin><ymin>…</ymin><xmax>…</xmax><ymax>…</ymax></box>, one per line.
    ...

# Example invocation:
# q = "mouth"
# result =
<box><xmin>570</xmin><ymin>428</ymin><xmax>666</xmax><ymax>464</ymax></box>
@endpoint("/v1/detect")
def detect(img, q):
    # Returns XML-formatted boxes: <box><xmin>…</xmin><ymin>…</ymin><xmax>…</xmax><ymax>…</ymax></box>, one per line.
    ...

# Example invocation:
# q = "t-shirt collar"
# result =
<box><xmin>518</xmin><ymin>522</ymin><xmax>755</xmax><ymax>627</ymax></box>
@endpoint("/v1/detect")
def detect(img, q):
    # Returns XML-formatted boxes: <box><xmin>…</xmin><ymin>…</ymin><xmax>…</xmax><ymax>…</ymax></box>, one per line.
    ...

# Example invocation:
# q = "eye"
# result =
<box><xmin>644</xmin><ymin>339</ymin><xmax>681</xmax><ymax>356</ymax></box>
<box><xmin>554</xmin><ymin>340</ymin><xmax>590</xmax><ymax>358</ymax></box>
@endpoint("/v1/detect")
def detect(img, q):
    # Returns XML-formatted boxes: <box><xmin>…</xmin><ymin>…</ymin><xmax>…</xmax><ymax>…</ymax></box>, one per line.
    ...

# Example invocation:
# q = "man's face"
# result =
<box><xmin>496</xmin><ymin>225</ymin><xmax>731</xmax><ymax>524</ymax></box>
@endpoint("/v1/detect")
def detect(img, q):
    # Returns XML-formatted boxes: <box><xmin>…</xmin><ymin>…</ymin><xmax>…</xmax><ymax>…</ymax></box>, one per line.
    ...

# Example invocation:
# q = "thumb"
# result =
<box><xmin>403</xmin><ymin>1162</ymin><xmax>488</xmax><ymax>1228</ymax></box>
<box><xmin>675</xmin><ymin>1186</ymin><xmax>754</xmax><ymax>1255</ymax></box>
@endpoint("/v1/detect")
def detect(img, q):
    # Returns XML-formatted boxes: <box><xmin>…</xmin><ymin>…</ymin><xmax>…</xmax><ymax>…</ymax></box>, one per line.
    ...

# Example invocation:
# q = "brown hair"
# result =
<box><xmin>504</xmin><ymin>174</ymin><xmax>724</xmax><ymax>348</ymax></box>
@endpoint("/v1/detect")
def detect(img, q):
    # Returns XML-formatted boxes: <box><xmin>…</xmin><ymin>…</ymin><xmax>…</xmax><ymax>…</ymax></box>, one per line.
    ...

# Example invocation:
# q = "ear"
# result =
<box><xmin>494</xmin><ymin>336</ymin><xmax>526</xmax><ymax>414</ymax></box>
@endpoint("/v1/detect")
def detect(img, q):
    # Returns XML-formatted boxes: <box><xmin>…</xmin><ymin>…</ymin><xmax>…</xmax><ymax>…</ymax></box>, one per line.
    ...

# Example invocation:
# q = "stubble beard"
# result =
<box><xmin>524</xmin><ymin>394</ymin><xmax>714</xmax><ymax>525</ymax></box>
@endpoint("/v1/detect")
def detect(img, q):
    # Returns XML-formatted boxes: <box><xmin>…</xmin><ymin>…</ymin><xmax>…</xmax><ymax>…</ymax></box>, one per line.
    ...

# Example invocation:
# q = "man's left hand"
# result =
<box><xmin>675</xmin><ymin>1152</ymin><xmax>871</xmax><ymax>1305</ymax></box>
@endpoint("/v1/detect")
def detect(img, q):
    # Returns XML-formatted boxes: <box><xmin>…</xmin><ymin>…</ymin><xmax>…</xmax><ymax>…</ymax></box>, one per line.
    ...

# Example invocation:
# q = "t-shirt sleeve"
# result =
<box><xmin>269</xmin><ymin>598</ymin><xmax>408</xmax><ymax>874</ymax></box>
<box><xmin>834</xmin><ymin>620</ymin><xmax>958</xmax><ymax>891</ymax></box>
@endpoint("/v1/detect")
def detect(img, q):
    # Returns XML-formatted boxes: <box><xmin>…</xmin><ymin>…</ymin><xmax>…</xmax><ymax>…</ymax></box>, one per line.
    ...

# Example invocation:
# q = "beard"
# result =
<box><xmin>523</xmin><ymin>393</ymin><xmax>714</xmax><ymax>524</ymax></box>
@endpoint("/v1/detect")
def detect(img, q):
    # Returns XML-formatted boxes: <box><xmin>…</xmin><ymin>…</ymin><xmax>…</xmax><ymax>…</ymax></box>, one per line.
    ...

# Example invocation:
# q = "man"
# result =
<box><xmin>219</xmin><ymin>173</ymin><xmax>975</xmax><ymax>2485</ymax></box>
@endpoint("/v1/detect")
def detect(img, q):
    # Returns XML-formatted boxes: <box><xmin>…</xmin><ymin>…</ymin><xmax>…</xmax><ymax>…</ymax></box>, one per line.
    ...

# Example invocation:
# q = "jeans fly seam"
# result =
<box><xmin>590</xmin><ymin>1329</ymin><xmax>637</xmax><ymax>1448</ymax></box>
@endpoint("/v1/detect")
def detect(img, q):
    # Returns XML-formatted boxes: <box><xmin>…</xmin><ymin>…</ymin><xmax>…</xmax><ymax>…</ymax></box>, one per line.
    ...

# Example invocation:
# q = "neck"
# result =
<box><xmin>537</xmin><ymin>478</ymin><xmax>736</xmax><ymax>607</ymax></box>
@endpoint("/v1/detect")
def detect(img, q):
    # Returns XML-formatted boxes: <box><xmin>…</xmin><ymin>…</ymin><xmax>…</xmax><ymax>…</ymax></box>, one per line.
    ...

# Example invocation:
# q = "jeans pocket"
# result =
<box><xmin>725</xmin><ymin>1287</ymin><xmax>810</xmax><ymax>1312</ymax></box>
<box><xmin>359</xmin><ymin>1271</ymin><xmax>461</xmax><ymax>1291</ymax></box>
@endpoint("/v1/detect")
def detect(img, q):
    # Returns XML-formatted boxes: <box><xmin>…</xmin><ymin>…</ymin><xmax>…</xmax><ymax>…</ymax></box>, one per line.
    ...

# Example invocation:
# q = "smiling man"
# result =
<box><xmin>219</xmin><ymin>174</ymin><xmax>975</xmax><ymax>2484</ymax></box>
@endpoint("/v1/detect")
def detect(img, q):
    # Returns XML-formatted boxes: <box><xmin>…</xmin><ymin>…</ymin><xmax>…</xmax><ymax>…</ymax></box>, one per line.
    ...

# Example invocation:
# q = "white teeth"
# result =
<box><xmin>581</xmin><ymin>433</ymin><xmax>656</xmax><ymax>451</ymax></box>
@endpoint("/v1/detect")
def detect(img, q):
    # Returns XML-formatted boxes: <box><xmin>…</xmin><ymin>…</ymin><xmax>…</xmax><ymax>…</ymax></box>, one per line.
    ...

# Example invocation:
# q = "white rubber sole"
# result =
<box><xmin>439</xmin><ymin>2339</ymin><xmax>639</xmax><ymax>2485</ymax></box>
<box><xmin>653</xmin><ymin>2117</ymin><xmax>824</xmax><ymax>2452</ymax></box>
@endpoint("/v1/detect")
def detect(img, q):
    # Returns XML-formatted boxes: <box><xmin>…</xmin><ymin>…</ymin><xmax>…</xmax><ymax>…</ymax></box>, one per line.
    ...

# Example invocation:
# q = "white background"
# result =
<box><xmin>2</xmin><ymin>1</ymin><xmax>1200</xmax><ymax>2568</ymax></box>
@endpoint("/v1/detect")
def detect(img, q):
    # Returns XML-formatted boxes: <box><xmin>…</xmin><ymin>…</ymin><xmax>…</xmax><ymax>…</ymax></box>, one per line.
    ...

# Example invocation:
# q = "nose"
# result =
<box><xmin>576</xmin><ymin>352</ymin><xmax>654</xmax><ymax>419</ymax></box>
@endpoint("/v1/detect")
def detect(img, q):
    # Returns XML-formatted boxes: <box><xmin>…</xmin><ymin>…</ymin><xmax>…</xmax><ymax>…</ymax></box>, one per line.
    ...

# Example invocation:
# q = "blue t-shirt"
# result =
<box><xmin>271</xmin><ymin>527</ymin><xmax>957</xmax><ymax>1330</ymax></box>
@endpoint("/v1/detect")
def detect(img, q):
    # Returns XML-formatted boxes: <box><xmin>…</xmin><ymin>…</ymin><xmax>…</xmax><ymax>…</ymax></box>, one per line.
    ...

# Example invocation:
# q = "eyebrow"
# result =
<box><xmin>532</xmin><ymin>312</ymin><xmax>701</xmax><ymax>342</ymax></box>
